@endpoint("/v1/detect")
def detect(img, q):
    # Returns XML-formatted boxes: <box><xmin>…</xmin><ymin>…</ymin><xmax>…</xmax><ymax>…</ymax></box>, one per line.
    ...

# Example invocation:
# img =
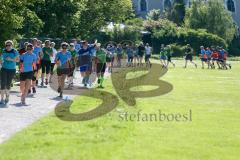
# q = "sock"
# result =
<box><xmin>100</xmin><ymin>77</ymin><xmax>104</xmax><ymax>86</ymax></box>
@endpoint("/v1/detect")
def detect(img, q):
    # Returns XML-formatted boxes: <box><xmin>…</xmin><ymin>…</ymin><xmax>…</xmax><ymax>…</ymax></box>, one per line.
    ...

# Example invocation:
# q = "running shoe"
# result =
<box><xmin>32</xmin><ymin>87</ymin><xmax>36</xmax><ymax>94</ymax></box>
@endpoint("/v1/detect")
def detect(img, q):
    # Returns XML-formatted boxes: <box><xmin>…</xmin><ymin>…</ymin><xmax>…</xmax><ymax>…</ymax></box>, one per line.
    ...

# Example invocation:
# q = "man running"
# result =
<box><xmin>184</xmin><ymin>44</ymin><xmax>197</xmax><ymax>68</ymax></box>
<box><xmin>95</xmin><ymin>43</ymin><xmax>107</xmax><ymax>88</ymax></box>
<box><xmin>68</xmin><ymin>43</ymin><xmax>78</xmax><ymax>88</ymax></box>
<box><xmin>78</xmin><ymin>40</ymin><xmax>96</xmax><ymax>87</ymax></box>
<box><xmin>145</xmin><ymin>43</ymin><xmax>152</xmax><ymax>68</ymax></box>
<box><xmin>49</xmin><ymin>42</ymin><xmax>57</xmax><ymax>83</ymax></box>
<box><xmin>31</xmin><ymin>38</ymin><xmax>42</xmax><ymax>93</ymax></box>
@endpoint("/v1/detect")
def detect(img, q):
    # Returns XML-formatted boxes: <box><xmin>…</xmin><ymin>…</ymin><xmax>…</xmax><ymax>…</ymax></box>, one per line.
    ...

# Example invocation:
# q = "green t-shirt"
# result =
<box><xmin>166</xmin><ymin>48</ymin><xmax>172</xmax><ymax>57</ymax></box>
<box><xmin>96</xmin><ymin>49</ymin><xmax>106</xmax><ymax>63</ymax></box>
<box><xmin>42</xmin><ymin>47</ymin><xmax>53</xmax><ymax>61</ymax></box>
<box><xmin>69</xmin><ymin>50</ymin><xmax>77</xmax><ymax>65</ymax></box>
<box><xmin>160</xmin><ymin>49</ymin><xmax>167</xmax><ymax>57</ymax></box>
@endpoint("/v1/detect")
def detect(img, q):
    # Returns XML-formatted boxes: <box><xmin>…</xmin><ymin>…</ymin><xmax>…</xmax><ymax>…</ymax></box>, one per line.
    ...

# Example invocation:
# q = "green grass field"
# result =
<box><xmin>0</xmin><ymin>60</ymin><xmax>240</xmax><ymax>160</ymax></box>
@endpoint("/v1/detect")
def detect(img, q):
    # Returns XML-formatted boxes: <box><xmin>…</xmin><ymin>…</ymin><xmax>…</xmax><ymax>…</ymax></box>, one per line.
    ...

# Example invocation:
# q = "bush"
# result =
<box><xmin>145</xmin><ymin>19</ymin><xmax>227</xmax><ymax>55</ymax></box>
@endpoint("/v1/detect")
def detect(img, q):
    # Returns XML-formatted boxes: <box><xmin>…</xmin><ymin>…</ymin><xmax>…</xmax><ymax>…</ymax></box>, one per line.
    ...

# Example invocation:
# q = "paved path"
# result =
<box><xmin>0</xmin><ymin>72</ymin><xmax>98</xmax><ymax>144</ymax></box>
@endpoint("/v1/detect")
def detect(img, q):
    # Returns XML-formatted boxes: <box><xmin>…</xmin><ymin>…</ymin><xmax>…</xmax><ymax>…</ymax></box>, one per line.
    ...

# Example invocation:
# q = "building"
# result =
<box><xmin>132</xmin><ymin>0</ymin><xmax>240</xmax><ymax>27</ymax></box>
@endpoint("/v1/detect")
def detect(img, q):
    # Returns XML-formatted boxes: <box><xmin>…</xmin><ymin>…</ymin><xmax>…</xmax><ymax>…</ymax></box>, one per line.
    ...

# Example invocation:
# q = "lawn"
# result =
<box><xmin>0</xmin><ymin>60</ymin><xmax>240</xmax><ymax>160</ymax></box>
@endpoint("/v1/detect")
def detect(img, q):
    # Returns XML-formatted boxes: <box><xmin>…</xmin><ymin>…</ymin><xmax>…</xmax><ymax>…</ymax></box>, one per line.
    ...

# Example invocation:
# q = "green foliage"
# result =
<box><xmin>170</xmin><ymin>44</ymin><xmax>186</xmax><ymax>57</ymax></box>
<box><xmin>168</xmin><ymin>0</ymin><xmax>185</xmax><ymax>25</ymax></box>
<box><xmin>146</xmin><ymin>9</ymin><xmax>162</xmax><ymax>21</ymax></box>
<box><xmin>229</xmin><ymin>36</ymin><xmax>240</xmax><ymax>56</ymax></box>
<box><xmin>93</xmin><ymin>24</ymin><xmax>142</xmax><ymax>46</ymax></box>
<box><xmin>143</xmin><ymin>19</ymin><xmax>227</xmax><ymax>54</ymax></box>
<box><xmin>184</xmin><ymin>0</ymin><xmax>237</xmax><ymax>43</ymax></box>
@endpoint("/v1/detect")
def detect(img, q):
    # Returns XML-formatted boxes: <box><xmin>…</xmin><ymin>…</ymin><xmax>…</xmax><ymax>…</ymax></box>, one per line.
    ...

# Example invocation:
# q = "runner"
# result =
<box><xmin>55</xmin><ymin>42</ymin><xmax>72</xmax><ymax>98</ymax></box>
<box><xmin>205</xmin><ymin>47</ymin><xmax>213</xmax><ymax>69</ymax></box>
<box><xmin>0</xmin><ymin>40</ymin><xmax>19</xmax><ymax>105</ymax></box>
<box><xmin>160</xmin><ymin>44</ymin><xmax>167</xmax><ymax>68</ymax></box>
<box><xmin>166</xmin><ymin>45</ymin><xmax>175</xmax><ymax>68</ymax></box>
<box><xmin>106</xmin><ymin>44</ymin><xmax>115</xmax><ymax>72</ymax></box>
<box><xmin>184</xmin><ymin>44</ymin><xmax>197</xmax><ymax>68</ymax></box>
<box><xmin>133</xmin><ymin>44</ymin><xmax>139</xmax><ymax>67</ymax></box>
<box><xmin>145</xmin><ymin>43</ymin><xmax>152</xmax><ymax>68</ymax></box>
<box><xmin>200</xmin><ymin>46</ymin><xmax>207</xmax><ymax>69</ymax></box>
<box><xmin>95</xmin><ymin>43</ymin><xmax>107</xmax><ymax>88</ymax></box>
<box><xmin>126</xmin><ymin>45</ymin><xmax>134</xmax><ymax>67</ymax></box>
<box><xmin>19</xmin><ymin>43</ymin><xmax>37</xmax><ymax>105</ymax></box>
<box><xmin>138</xmin><ymin>42</ymin><xmax>145</xmax><ymax>66</ymax></box>
<box><xmin>211</xmin><ymin>46</ymin><xmax>219</xmax><ymax>69</ymax></box>
<box><xmin>68</xmin><ymin>43</ymin><xmax>78</xmax><ymax>88</ymax></box>
<box><xmin>40</xmin><ymin>40</ymin><xmax>53</xmax><ymax>87</ymax></box>
<box><xmin>78</xmin><ymin>40</ymin><xmax>96</xmax><ymax>87</ymax></box>
<box><xmin>49</xmin><ymin>42</ymin><xmax>57</xmax><ymax>83</ymax></box>
<box><xmin>19</xmin><ymin>42</ymin><xmax>29</xmax><ymax>56</ymax></box>
<box><xmin>116</xmin><ymin>44</ymin><xmax>123</xmax><ymax>67</ymax></box>
<box><xmin>31</xmin><ymin>38</ymin><xmax>42</xmax><ymax>93</ymax></box>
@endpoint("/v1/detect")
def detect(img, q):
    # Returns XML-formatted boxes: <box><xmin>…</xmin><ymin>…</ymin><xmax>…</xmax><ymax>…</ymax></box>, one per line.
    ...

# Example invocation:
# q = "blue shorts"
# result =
<box><xmin>160</xmin><ymin>56</ymin><xmax>167</xmax><ymax>60</ymax></box>
<box><xmin>80</xmin><ymin>64</ymin><xmax>91</xmax><ymax>72</ymax></box>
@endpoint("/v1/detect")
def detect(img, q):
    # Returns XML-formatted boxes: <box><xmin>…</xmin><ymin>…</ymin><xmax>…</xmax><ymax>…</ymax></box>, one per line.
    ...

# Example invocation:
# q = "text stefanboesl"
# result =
<box><xmin>119</xmin><ymin>110</ymin><xmax>192</xmax><ymax>122</ymax></box>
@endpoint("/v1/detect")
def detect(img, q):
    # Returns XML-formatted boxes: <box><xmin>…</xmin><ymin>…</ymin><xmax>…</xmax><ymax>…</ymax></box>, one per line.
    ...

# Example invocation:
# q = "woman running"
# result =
<box><xmin>49</xmin><ymin>42</ymin><xmax>57</xmax><ymax>83</ymax></box>
<box><xmin>0</xmin><ymin>40</ymin><xmax>19</xmax><ymax>105</ymax></box>
<box><xmin>40</xmin><ymin>40</ymin><xmax>53</xmax><ymax>87</ymax></box>
<box><xmin>55</xmin><ymin>42</ymin><xmax>72</xmax><ymax>98</ymax></box>
<box><xmin>19</xmin><ymin>43</ymin><xmax>37</xmax><ymax>105</ymax></box>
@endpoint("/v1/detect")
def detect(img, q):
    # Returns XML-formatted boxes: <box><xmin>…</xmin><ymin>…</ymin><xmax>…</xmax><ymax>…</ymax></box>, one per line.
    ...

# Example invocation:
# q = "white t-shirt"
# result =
<box><xmin>145</xmin><ymin>46</ymin><xmax>152</xmax><ymax>55</ymax></box>
<box><xmin>51</xmin><ymin>48</ymin><xmax>58</xmax><ymax>63</ymax></box>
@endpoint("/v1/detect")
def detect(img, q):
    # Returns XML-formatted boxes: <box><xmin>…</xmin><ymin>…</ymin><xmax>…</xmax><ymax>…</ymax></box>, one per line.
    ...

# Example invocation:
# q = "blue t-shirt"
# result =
<box><xmin>20</xmin><ymin>52</ymin><xmax>37</xmax><ymax>72</ymax></box>
<box><xmin>2</xmin><ymin>49</ymin><xmax>19</xmax><ymax>70</ymax></box>
<box><xmin>206</xmin><ymin>50</ymin><xmax>212</xmax><ymax>57</ymax></box>
<box><xmin>33</xmin><ymin>47</ymin><xmax>42</xmax><ymax>58</ymax></box>
<box><xmin>78</xmin><ymin>46</ymin><xmax>94</xmax><ymax>66</ymax></box>
<box><xmin>219</xmin><ymin>50</ymin><xmax>225</xmax><ymax>59</ymax></box>
<box><xmin>55</xmin><ymin>51</ymin><xmax>72</xmax><ymax>69</ymax></box>
<box><xmin>200</xmin><ymin>49</ymin><xmax>206</xmax><ymax>57</ymax></box>
<box><xmin>75</xmin><ymin>44</ymin><xmax>81</xmax><ymax>52</ymax></box>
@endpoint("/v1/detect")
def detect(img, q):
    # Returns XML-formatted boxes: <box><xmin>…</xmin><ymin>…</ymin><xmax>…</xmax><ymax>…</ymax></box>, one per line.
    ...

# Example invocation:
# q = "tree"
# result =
<box><xmin>184</xmin><ymin>0</ymin><xmax>237</xmax><ymax>43</ymax></box>
<box><xmin>75</xmin><ymin>0</ymin><xmax>133</xmax><ymax>39</ymax></box>
<box><xmin>168</xmin><ymin>0</ymin><xmax>185</xmax><ymax>25</ymax></box>
<box><xmin>146</xmin><ymin>9</ymin><xmax>162</xmax><ymax>21</ymax></box>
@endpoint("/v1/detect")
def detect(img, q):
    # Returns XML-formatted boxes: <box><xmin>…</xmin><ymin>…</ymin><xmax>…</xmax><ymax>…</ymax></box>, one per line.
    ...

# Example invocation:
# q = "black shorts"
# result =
<box><xmin>57</xmin><ymin>68</ymin><xmax>70</xmax><ymax>76</ymax></box>
<box><xmin>167</xmin><ymin>56</ymin><xmax>172</xmax><ymax>62</ymax></box>
<box><xmin>185</xmin><ymin>54</ymin><xmax>193</xmax><ymax>61</ymax></box>
<box><xmin>145</xmin><ymin>55</ymin><xmax>151</xmax><ymax>62</ymax></box>
<box><xmin>41</xmin><ymin>60</ymin><xmax>51</xmax><ymax>74</ymax></box>
<box><xmin>97</xmin><ymin>63</ymin><xmax>106</xmax><ymax>74</ymax></box>
<box><xmin>218</xmin><ymin>59</ymin><xmax>224</xmax><ymax>63</ymax></box>
<box><xmin>68</xmin><ymin>66</ymin><xmax>75</xmax><ymax>77</ymax></box>
<box><xmin>50</xmin><ymin>63</ymin><xmax>55</xmax><ymax>74</ymax></box>
<box><xmin>201</xmin><ymin>58</ymin><xmax>207</xmax><ymax>62</ymax></box>
<box><xmin>20</xmin><ymin>71</ymin><xmax>34</xmax><ymax>81</ymax></box>
<box><xmin>106</xmin><ymin>57</ymin><xmax>112</xmax><ymax>62</ymax></box>
<box><xmin>1</xmin><ymin>68</ymin><xmax>16</xmax><ymax>90</ymax></box>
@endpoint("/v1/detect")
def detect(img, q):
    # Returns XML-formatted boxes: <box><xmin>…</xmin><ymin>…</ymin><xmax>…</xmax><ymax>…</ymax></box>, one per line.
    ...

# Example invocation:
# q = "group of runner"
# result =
<box><xmin>0</xmin><ymin>39</ymin><xmax>232</xmax><ymax>105</ymax></box>
<box><xmin>199</xmin><ymin>45</ymin><xmax>231</xmax><ymax>70</ymax></box>
<box><xmin>160</xmin><ymin>44</ymin><xmax>231</xmax><ymax>70</ymax></box>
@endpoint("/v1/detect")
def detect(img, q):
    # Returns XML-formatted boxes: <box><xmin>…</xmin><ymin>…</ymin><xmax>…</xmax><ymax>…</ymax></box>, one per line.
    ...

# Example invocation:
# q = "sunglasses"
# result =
<box><xmin>5</xmin><ymin>44</ymin><xmax>12</xmax><ymax>47</ymax></box>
